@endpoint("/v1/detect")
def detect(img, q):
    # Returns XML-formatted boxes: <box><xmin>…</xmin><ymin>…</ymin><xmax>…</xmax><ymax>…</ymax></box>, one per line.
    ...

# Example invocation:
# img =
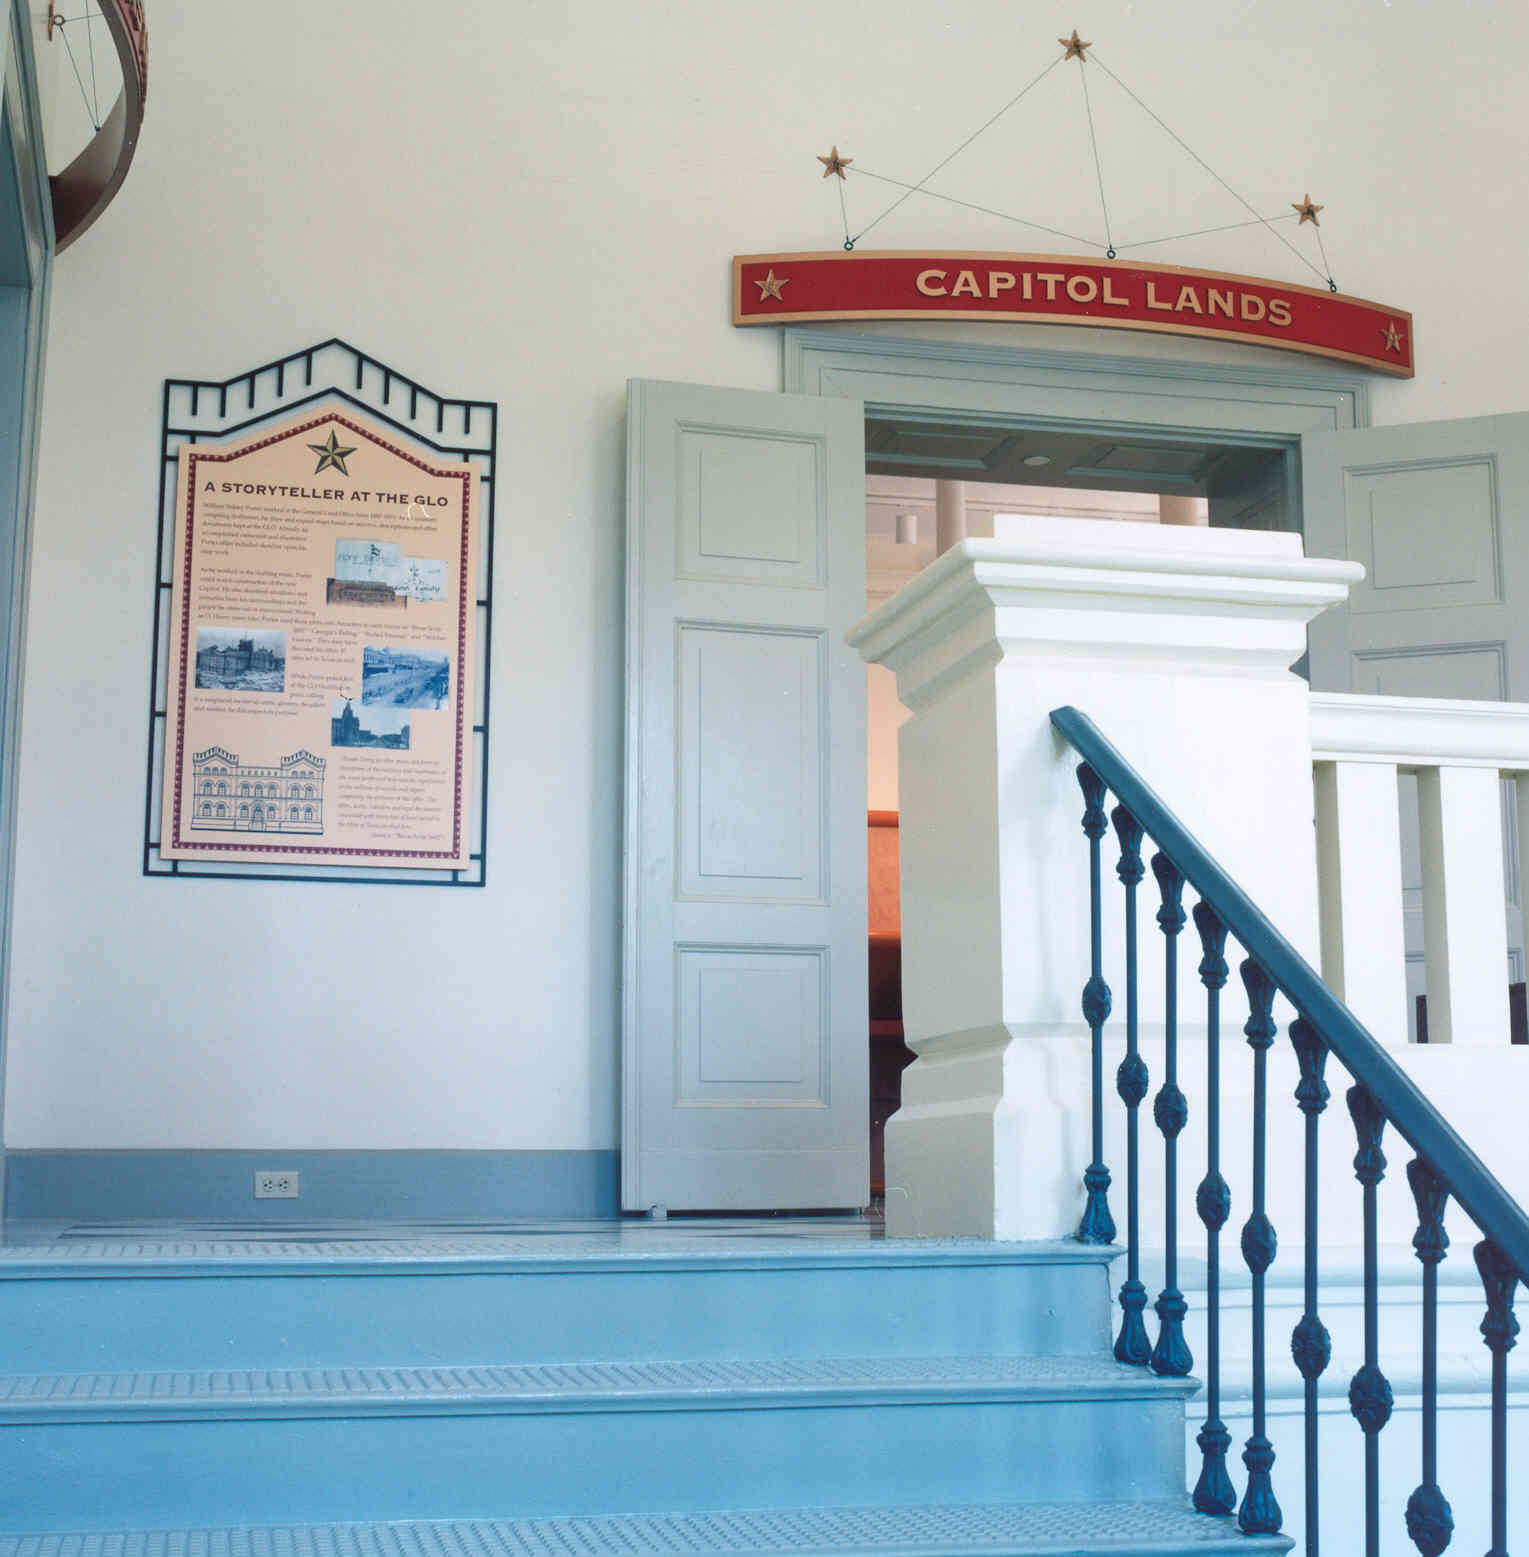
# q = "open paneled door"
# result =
<box><xmin>623</xmin><ymin>380</ymin><xmax>868</xmax><ymax>1211</ymax></box>
<box><xmin>1302</xmin><ymin>413</ymin><xmax>1529</xmax><ymax>701</ymax></box>
<box><xmin>1302</xmin><ymin>412</ymin><xmax>1529</xmax><ymax>1009</ymax></box>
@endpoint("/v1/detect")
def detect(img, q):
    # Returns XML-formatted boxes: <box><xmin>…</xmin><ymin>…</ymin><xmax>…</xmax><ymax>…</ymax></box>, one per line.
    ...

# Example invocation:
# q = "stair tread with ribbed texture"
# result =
<box><xmin>0</xmin><ymin>1352</ymin><xmax>1195</xmax><ymax>1420</ymax></box>
<box><xmin>0</xmin><ymin>1504</ymin><xmax>1293</xmax><ymax>1556</ymax></box>
<box><xmin>0</xmin><ymin>1223</ymin><xmax>1230</xmax><ymax>1541</ymax></box>
<box><xmin>0</xmin><ymin>1229</ymin><xmax>1104</xmax><ymax>1271</ymax></box>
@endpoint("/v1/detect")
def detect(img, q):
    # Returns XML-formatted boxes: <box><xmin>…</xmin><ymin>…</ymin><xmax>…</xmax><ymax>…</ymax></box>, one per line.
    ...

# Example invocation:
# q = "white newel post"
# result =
<box><xmin>849</xmin><ymin>516</ymin><xmax>1360</xmax><ymax>1240</ymax></box>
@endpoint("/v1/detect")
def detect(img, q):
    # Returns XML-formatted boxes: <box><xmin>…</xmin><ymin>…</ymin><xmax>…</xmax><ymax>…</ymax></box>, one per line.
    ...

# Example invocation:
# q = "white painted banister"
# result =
<box><xmin>1418</xmin><ymin>766</ymin><xmax>1512</xmax><ymax>1044</ymax></box>
<box><xmin>1312</xmin><ymin>759</ymin><xmax>1409</xmax><ymax>1046</ymax></box>
<box><xmin>1310</xmin><ymin>692</ymin><xmax>1529</xmax><ymax>1048</ymax></box>
<box><xmin>1310</xmin><ymin>691</ymin><xmax>1529</xmax><ymax>769</ymax></box>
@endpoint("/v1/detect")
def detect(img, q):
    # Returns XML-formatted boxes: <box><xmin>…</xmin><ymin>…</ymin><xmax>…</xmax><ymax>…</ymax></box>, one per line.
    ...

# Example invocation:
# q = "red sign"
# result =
<box><xmin>734</xmin><ymin>251</ymin><xmax>1413</xmax><ymax>378</ymax></box>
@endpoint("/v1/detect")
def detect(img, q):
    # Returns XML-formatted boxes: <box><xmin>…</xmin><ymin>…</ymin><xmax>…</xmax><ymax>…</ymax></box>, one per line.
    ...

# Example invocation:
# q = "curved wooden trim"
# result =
<box><xmin>49</xmin><ymin>0</ymin><xmax>147</xmax><ymax>253</ymax></box>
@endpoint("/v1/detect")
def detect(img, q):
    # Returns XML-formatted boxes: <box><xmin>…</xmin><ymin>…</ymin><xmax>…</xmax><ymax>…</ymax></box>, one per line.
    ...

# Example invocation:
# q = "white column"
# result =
<box><xmin>1417</xmin><ymin>766</ymin><xmax>1512</xmax><ymax>1045</ymax></box>
<box><xmin>934</xmin><ymin>480</ymin><xmax>966</xmax><ymax>555</ymax></box>
<box><xmin>1313</xmin><ymin>760</ymin><xmax>1409</xmax><ymax>1047</ymax></box>
<box><xmin>850</xmin><ymin>516</ymin><xmax>1359</xmax><ymax>1239</ymax></box>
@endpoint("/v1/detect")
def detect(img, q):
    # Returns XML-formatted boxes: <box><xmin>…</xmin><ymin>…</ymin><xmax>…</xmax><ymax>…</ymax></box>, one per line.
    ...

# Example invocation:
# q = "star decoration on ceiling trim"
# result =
<box><xmin>1059</xmin><ymin>29</ymin><xmax>1091</xmax><ymax>60</ymax></box>
<box><xmin>1381</xmin><ymin>319</ymin><xmax>1405</xmax><ymax>354</ymax></box>
<box><xmin>1292</xmin><ymin>193</ymin><xmax>1324</xmax><ymax>226</ymax></box>
<box><xmin>817</xmin><ymin>145</ymin><xmax>853</xmax><ymax>180</ymax></box>
<box><xmin>754</xmin><ymin>269</ymin><xmax>790</xmax><ymax>302</ymax></box>
<box><xmin>308</xmin><ymin>428</ymin><xmax>357</xmax><ymax>475</ymax></box>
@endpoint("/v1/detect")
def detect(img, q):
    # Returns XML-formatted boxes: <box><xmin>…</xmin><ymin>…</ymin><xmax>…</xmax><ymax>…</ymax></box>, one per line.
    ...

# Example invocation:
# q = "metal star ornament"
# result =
<box><xmin>1381</xmin><ymin>319</ymin><xmax>1405</xmax><ymax>354</ymax></box>
<box><xmin>1059</xmin><ymin>29</ymin><xmax>1091</xmax><ymax>60</ymax></box>
<box><xmin>1292</xmin><ymin>193</ymin><xmax>1324</xmax><ymax>226</ymax></box>
<box><xmin>308</xmin><ymin>428</ymin><xmax>357</xmax><ymax>475</ymax></box>
<box><xmin>754</xmin><ymin>269</ymin><xmax>790</xmax><ymax>302</ymax></box>
<box><xmin>817</xmin><ymin>145</ymin><xmax>852</xmax><ymax>180</ymax></box>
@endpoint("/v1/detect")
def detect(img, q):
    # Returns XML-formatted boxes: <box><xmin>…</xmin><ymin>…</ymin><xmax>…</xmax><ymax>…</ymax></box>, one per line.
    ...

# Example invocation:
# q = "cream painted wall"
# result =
<box><xmin>8</xmin><ymin>0</ymin><xmax>1529</xmax><ymax>1151</ymax></box>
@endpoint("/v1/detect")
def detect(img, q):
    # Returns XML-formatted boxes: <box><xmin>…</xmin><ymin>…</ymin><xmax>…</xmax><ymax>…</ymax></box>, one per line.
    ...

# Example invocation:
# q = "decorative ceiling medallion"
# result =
<box><xmin>733</xmin><ymin>251</ymin><xmax>1414</xmax><ymax>378</ymax></box>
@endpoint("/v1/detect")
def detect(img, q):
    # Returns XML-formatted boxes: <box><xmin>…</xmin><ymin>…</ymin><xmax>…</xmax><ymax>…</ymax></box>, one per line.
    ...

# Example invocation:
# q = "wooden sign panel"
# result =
<box><xmin>734</xmin><ymin>250</ymin><xmax>1413</xmax><ymax>377</ymax></box>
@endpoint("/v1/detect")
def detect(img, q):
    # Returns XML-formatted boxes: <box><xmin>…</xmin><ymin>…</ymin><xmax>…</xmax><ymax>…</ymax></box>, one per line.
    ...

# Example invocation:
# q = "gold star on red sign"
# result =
<box><xmin>1381</xmin><ymin>319</ymin><xmax>1405</xmax><ymax>354</ymax></box>
<box><xmin>1292</xmin><ymin>193</ymin><xmax>1324</xmax><ymax>226</ymax></box>
<box><xmin>1059</xmin><ymin>29</ymin><xmax>1091</xmax><ymax>60</ymax></box>
<box><xmin>754</xmin><ymin>269</ymin><xmax>789</xmax><ymax>302</ymax></box>
<box><xmin>817</xmin><ymin>145</ymin><xmax>852</xmax><ymax>180</ymax></box>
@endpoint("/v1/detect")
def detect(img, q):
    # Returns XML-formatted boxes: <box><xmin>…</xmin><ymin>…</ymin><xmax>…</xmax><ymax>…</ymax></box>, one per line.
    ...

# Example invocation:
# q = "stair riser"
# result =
<box><xmin>0</xmin><ymin>1261</ymin><xmax>1112</xmax><ymax>1372</ymax></box>
<box><xmin>0</xmin><ymin>1396</ymin><xmax>1188</xmax><ymax>1530</ymax></box>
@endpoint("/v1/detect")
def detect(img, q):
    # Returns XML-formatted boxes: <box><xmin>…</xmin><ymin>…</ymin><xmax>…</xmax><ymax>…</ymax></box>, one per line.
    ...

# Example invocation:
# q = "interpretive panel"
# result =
<box><xmin>160</xmin><ymin>403</ymin><xmax>479</xmax><ymax>869</ymax></box>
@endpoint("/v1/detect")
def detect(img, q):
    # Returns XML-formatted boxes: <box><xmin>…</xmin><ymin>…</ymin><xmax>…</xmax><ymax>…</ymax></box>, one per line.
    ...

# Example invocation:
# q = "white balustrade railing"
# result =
<box><xmin>1310</xmin><ymin>692</ymin><xmax>1529</xmax><ymax>1047</ymax></box>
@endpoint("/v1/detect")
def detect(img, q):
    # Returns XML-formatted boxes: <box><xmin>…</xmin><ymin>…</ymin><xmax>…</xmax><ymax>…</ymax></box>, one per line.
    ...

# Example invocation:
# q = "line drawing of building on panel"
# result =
<box><xmin>190</xmin><ymin>747</ymin><xmax>325</xmax><ymax>834</ymax></box>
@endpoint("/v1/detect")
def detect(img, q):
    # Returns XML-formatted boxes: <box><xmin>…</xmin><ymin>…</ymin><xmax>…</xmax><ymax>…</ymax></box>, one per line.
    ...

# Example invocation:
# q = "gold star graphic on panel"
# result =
<box><xmin>1381</xmin><ymin>319</ymin><xmax>1405</xmax><ymax>354</ymax></box>
<box><xmin>1059</xmin><ymin>29</ymin><xmax>1091</xmax><ymax>60</ymax></box>
<box><xmin>1292</xmin><ymin>193</ymin><xmax>1324</xmax><ymax>226</ymax></box>
<box><xmin>308</xmin><ymin>428</ymin><xmax>357</xmax><ymax>476</ymax></box>
<box><xmin>817</xmin><ymin>146</ymin><xmax>852</xmax><ymax>180</ymax></box>
<box><xmin>754</xmin><ymin>269</ymin><xmax>790</xmax><ymax>302</ymax></box>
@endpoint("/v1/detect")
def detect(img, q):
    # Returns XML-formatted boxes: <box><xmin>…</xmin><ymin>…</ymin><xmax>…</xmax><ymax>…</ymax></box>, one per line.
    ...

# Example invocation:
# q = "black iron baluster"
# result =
<box><xmin>1192</xmin><ymin>900</ymin><xmax>1235</xmax><ymax>1515</ymax></box>
<box><xmin>1405</xmin><ymin>1157</ymin><xmax>1453</xmax><ymax>1557</ymax></box>
<box><xmin>1075</xmin><ymin>763</ymin><xmax>1115</xmax><ymax>1244</ymax></box>
<box><xmin>1150</xmin><ymin>853</ymin><xmax>1191</xmax><ymax>1377</ymax></box>
<box><xmin>1238</xmin><ymin>959</ymin><xmax>1281</xmax><ymax>1536</ymax></box>
<box><xmin>1290</xmin><ymin>1017</ymin><xmax>1332</xmax><ymax>1557</ymax></box>
<box><xmin>1347</xmin><ymin>1085</ymin><xmax>1394</xmax><ymax>1557</ymax></box>
<box><xmin>1112</xmin><ymin>804</ymin><xmax>1151</xmax><ymax>1364</ymax></box>
<box><xmin>1475</xmin><ymin>1239</ymin><xmax>1521</xmax><ymax>1557</ymax></box>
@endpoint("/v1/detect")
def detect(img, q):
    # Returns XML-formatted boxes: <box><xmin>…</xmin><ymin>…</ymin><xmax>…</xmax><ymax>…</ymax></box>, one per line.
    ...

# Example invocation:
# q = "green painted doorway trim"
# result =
<box><xmin>783</xmin><ymin>327</ymin><xmax>1371</xmax><ymax>440</ymax></box>
<box><xmin>0</xmin><ymin>0</ymin><xmax>57</xmax><ymax>1216</ymax></box>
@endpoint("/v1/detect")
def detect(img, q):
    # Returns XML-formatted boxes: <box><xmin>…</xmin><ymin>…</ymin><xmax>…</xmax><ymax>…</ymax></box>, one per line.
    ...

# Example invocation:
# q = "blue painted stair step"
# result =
<box><xmin>0</xmin><ymin>1221</ymin><xmax>1269</xmax><ymax>1551</ymax></box>
<box><xmin>0</xmin><ymin>1505</ymin><xmax>1294</xmax><ymax>1556</ymax></box>
<box><xmin>0</xmin><ymin>1354</ymin><xmax>1195</xmax><ymax>1528</ymax></box>
<box><xmin>0</xmin><ymin>1233</ymin><xmax>1113</xmax><ymax>1372</ymax></box>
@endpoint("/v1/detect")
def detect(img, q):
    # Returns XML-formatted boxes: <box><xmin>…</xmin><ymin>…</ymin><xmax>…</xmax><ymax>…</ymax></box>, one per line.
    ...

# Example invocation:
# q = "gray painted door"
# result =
<box><xmin>1302</xmin><ymin>414</ymin><xmax>1529</xmax><ymax>702</ymax></box>
<box><xmin>623</xmin><ymin>379</ymin><xmax>868</xmax><ymax>1211</ymax></box>
<box><xmin>1302</xmin><ymin>413</ymin><xmax>1529</xmax><ymax>1019</ymax></box>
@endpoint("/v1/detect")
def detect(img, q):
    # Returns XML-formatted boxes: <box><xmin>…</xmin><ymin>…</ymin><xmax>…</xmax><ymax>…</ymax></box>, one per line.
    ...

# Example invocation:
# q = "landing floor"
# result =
<box><xmin>0</xmin><ymin>1215</ymin><xmax>1105</xmax><ymax>1270</ymax></box>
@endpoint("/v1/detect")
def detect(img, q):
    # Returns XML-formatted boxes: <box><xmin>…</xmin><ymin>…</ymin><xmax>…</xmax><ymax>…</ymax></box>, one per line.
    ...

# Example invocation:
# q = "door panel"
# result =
<box><xmin>1303</xmin><ymin>413</ymin><xmax>1529</xmax><ymax>1030</ymax></box>
<box><xmin>624</xmin><ymin>379</ymin><xmax>867</xmax><ymax>1211</ymax></box>
<box><xmin>1302</xmin><ymin>415</ymin><xmax>1529</xmax><ymax>699</ymax></box>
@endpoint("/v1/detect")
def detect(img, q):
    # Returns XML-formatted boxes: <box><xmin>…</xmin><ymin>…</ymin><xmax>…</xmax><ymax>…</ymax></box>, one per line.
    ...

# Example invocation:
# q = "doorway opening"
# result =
<box><xmin>860</xmin><ymin>417</ymin><xmax>1295</xmax><ymax>1194</ymax></box>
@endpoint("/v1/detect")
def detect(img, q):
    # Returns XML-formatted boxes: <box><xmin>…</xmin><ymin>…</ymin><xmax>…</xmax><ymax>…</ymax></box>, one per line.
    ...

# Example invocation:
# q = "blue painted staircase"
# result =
<box><xmin>0</xmin><ymin>1222</ymin><xmax>1290</xmax><ymax>1555</ymax></box>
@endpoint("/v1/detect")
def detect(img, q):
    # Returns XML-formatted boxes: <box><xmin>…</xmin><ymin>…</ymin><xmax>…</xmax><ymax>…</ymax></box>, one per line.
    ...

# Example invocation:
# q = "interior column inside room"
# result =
<box><xmin>866</xmin><ymin>474</ymin><xmax>1211</xmax><ymax>812</ymax></box>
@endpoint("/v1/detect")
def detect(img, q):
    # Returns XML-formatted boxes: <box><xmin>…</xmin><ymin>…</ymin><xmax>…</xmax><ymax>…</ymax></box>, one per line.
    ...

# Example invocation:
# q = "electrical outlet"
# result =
<box><xmin>254</xmin><ymin>1170</ymin><xmax>300</xmax><ymax>1199</ymax></box>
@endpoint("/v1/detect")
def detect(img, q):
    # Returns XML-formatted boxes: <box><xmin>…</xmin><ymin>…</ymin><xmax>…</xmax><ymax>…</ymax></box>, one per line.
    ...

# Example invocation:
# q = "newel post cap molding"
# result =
<box><xmin>848</xmin><ymin>515</ymin><xmax>1362</xmax><ymax>706</ymax></box>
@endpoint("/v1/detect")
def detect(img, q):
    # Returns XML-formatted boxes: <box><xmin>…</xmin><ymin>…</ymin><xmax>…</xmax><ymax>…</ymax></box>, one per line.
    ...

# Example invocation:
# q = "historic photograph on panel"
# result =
<box><xmin>396</xmin><ymin>556</ymin><xmax>447</xmax><ymax>602</ymax></box>
<box><xmin>362</xmin><ymin>646</ymin><xmax>450</xmax><ymax>709</ymax></box>
<box><xmin>328</xmin><ymin>540</ymin><xmax>449</xmax><ymax>608</ymax></box>
<box><xmin>194</xmin><ymin>628</ymin><xmax>286</xmax><ymax>692</ymax></box>
<box><xmin>328</xmin><ymin>539</ymin><xmax>407</xmax><ymax>609</ymax></box>
<box><xmin>330</xmin><ymin>699</ymin><xmax>410</xmax><ymax>750</ymax></box>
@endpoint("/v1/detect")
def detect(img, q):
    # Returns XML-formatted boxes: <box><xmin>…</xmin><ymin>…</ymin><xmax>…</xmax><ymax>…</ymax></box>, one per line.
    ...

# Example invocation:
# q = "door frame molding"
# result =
<box><xmin>783</xmin><ymin>328</ymin><xmax>1371</xmax><ymax>462</ymax></box>
<box><xmin>0</xmin><ymin>0</ymin><xmax>56</xmax><ymax>1216</ymax></box>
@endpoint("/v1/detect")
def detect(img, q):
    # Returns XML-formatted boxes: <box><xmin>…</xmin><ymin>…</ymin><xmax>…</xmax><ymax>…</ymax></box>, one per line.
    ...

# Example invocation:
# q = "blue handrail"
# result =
<box><xmin>1050</xmin><ymin>703</ymin><xmax>1529</xmax><ymax>1284</ymax></box>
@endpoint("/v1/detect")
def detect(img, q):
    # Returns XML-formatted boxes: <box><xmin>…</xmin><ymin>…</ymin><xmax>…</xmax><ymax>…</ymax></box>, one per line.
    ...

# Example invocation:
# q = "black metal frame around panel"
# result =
<box><xmin>144</xmin><ymin>339</ymin><xmax>496</xmax><ymax>887</ymax></box>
